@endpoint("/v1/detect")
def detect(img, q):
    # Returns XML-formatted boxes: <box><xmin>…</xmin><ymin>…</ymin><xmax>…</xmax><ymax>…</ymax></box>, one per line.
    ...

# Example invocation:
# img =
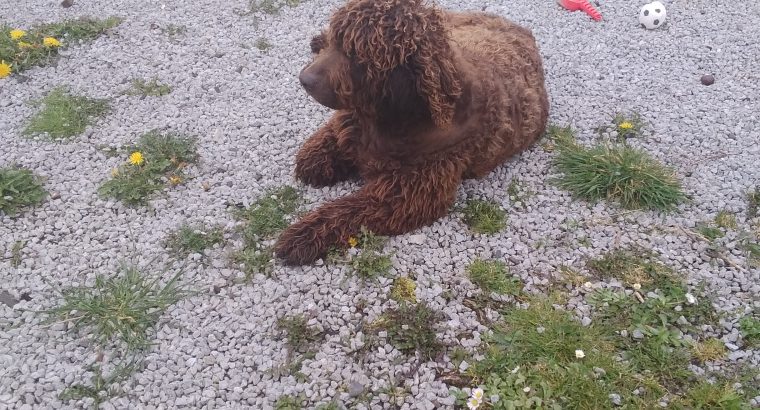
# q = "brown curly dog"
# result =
<box><xmin>274</xmin><ymin>0</ymin><xmax>549</xmax><ymax>265</ymax></box>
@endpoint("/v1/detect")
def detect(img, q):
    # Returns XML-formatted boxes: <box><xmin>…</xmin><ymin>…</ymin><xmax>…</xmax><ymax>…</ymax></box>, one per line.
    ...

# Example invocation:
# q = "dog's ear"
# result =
<box><xmin>310</xmin><ymin>32</ymin><xmax>326</xmax><ymax>54</ymax></box>
<box><xmin>409</xmin><ymin>10</ymin><xmax>462</xmax><ymax>128</ymax></box>
<box><xmin>376</xmin><ymin>65</ymin><xmax>427</xmax><ymax>122</ymax></box>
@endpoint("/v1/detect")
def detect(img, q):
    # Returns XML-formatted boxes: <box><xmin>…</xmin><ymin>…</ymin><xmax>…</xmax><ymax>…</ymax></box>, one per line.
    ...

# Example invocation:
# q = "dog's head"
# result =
<box><xmin>299</xmin><ymin>0</ymin><xmax>462</xmax><ymax>128</ymax></box>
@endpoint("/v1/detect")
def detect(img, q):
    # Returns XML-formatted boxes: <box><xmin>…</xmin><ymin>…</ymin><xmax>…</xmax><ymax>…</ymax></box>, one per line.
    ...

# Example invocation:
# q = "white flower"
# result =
<box><xmin>583</xmin><ymin>281</ymin><xmax>593</xmax><ymax>288</ymax></box>
<box><xmin>685</xmin><ymin>293</ymin><xmax>697</xmax><ymax>305</ymax></box>
<box><xmin>523</xmin><ymin>386</ymin><xmax>531</xmax><ymax>393</ymax></box>
<box><xmin>511</xmin><ymin>366</ymin><xmax>520</xmax><ymax>374</ymax></box>
<box><xmin>536</xmin><ymin>326</ymin><xmax>545</xmax><ymax>334</ymax></box>
<box><xmin>575</xmin><ymin>349</ymin><xmax>586</xmax><ymax>359</ymax></box>
<box><xmin>466</xmin><ymin>397</ymin><xmax>481</xmax><ymax>409</ymax></box>
<box><xmin>471</xmin><ymin>388</ymin><xmax>484</xmax><ymax>401</ymax></box>
<box><xmin>633</xmin><ymin>283</ymin><xmax>641</xmax><ymax>290</ymax></box>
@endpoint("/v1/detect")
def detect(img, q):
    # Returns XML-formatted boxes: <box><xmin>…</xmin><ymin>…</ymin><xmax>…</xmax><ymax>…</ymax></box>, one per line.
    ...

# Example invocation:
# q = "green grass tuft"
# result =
<box><xmin>161</xmin><ymin>24</ymin><xmax>186</xmax><ymax>37</ymax></box>
<box><xmin>59</xmin><ymin>361</ymin><xmax>136</xmax><ymax>408</ymax></box>
<box><xmin>35</xmin><ymin>17</ymin><xmax>122</xmax><ymax>43</ymax></box>
<box><xmin>233</xmin><ymin>186</ymin><xmax>301</xmax><ymax>277</ymax></box>
<box><xmin>126</xmin><ymin>78</ymin><xmax>172</xmax><ymax>97</ymax></box>
<box><xmin>467</xmin><ymin>259</ymin><xmax>522</xmax><ymax>296</ymax></box>
<box><xmin>0</xmin><ymin>167</ymin><xmax>47</xmax><ymax>216</ymax></box>
<box><xmin>714</xmin><ymin>210</ymin><xmax>738</xmax><ymax>230</ymax></box>
<box><xmin>742</xmin><ymin>240</ymin><xmax>760</xmax><ymax>268</ymax></box>
<box><xmin>98</xmin><ymin>131</ymin><xmax>197</xmax><ymax>205</ymax></box>
<box><xmin>739</xmin><ymin>315</ymin><xmax>760</xmax><ymax>346</ymax></box>
<box><xmin>470</xmin><ymin>299</ymin><xmax>634</xmax><ymax>409</ymax></box>
<box><xmin>374</xmin><ymin>302</ymin><xmax>443</xmax><ymax>360</ymax></box>
<box><xmin>550</xmin><ymin>126</ymin><xmax>685</xmax><ymax>211</ymax></box>
<box><xmin>587</xmin><ymin>249</ymin><xmax>676</xmax><ymax>290</ymax></box>
<box><xmin>349</xmin><ymin>228</ymin><xmax>393</xmax><ymax>279</ymax></box>
<box><xmin>165</xmin><ymin>224</ymin><xmax>224</xmax><ymax>257</ymax></box>
<box><xmin>233</xmin><ymin>246</ymin><xmax>274</xmax><ymax>279</ymax></box>
<box><xmin>277</xmin><ymin>314</ymin><xmax>322</xmax><ymax>353</ymax></box>
<box><xmin>275</xmin><ymin>394</ymin><xmax>304</xmax><ymax>410</ymax></box>
<box><xmin>351</xmin><ymin>251</ymin><xmax>392</xmax><ymax>279</ymax></box>
<box><xmin>240</xmin><ymin>0</ymin><xmax>303</xmax><ymax>15</ymax></box>
<box><xmin>1</xmin><ymin>17</ymin><xmax>120</xmax><ymax>74</ymax></box>
<box><xmin>24</xmin><ymin>87</ymin><xmax>109</xmax><ymax>139</ymax></box>
<box><xmin>236</xmin><ymin>186</ymin><xmax>300</xmax><ymax>241</ymax></box>
<box><xmin>674</xmin><ymin>381</ymin><xmax>746</xmax><ymax>409</ymax></box>
<box><xmin>691</xmin><ymin>337</ymin><xmax>727</xmax><ymax>363</ymax></box>
<box><xmin>10</xmin><ymin>240</ymin><xmax>25</xmax><ymax>268</ymax></box>
<box><xmin>45</xmin><ymin>266</ymin><xmax>186</xmax><ymax>352</ymax></box>
<box><xmin>698</xmin><ymin>224</ymin><xmax>724</xmax><ymax>241</ymax></box>
<box><xmin>461</xmin><ymin>199</ymin><xmax>507</xmax><ymax>235</ymax></box>
<box><xmin>254</xmin><ymin>37</ymin><xmax>272</xmax><ymax>51</ymax></box>
<box><xmin>747</xmin><ymin>187</ymin><xmax>760</xmax><ymax>219</ymax></box>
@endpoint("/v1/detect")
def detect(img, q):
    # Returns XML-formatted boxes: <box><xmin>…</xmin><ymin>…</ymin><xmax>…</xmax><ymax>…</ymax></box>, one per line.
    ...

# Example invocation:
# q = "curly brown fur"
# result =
<box><xmin>276</xmin><ymin>0</ymin><xmax>549</xmax><ymax>265</ymax></box>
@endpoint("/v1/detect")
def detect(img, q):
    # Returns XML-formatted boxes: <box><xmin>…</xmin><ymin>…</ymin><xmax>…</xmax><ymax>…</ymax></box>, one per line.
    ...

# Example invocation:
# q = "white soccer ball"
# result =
<box><xmin>639</xmin><ymin>1</ymin><xmax>667</xmax><ymax>30</ymax></box>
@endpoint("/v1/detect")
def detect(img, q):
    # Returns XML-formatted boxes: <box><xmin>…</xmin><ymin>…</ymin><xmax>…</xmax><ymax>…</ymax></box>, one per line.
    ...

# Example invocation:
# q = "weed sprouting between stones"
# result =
<box><xmin>44</xmin><ymin>266</ymin><xmax>186</xmax><ymax>352</ymax></box>
<box><xmin>0</xmin><ymin>167</ymin><xmax>47</xmax><ymax>216</ymax></box>
<box><xmin>98</xmin><ymin>131</ymin><xmax>198</xmax><ymax>205</ymax></box>
<box><xmin>467</xmin><ymin>259</ymin><xmax>522</xmax><ymax>296</ymax></box>
<box><xmin>0</xmin><ymin>17</ymin><xmax>120</xmax><ymax>76</ymax></box>
<box><xmin>24</xmin><ymin>87</ymin><xmax>109</xmax><ymax>140</ymax></box>
<box><xmin>233</xmin><ymin>186</ymin><xmax>301</xmax><ymax>278</ymax></box>
<box><xmin>165</xmin><ymin>223</ymin><xmax>224</xmax><ymax>257</ymax></box>
<box><xmin>460</xmin><ymin>198</ymin><xmax>507</xmax><ymax>235</ymax></box>
<box><xmin>125</xmin><ymin>78</ymin><xmax>172</xmax><ymax>97</ymax></box>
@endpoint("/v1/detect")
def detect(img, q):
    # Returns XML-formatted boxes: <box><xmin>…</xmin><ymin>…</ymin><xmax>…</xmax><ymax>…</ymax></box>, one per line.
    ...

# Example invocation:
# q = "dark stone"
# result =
<box><xmin>701</xmin><ymin>74</ymin><xmax>715</xmax><ymax>86</ymax></box>
<box><xmin>653</xmin><ymin>19</ymin><xmax>660</xmax><ymax>25</ymax></box>
<box><xmin>644</xmin><ymin>9</ymin><xmax>649</xmax><ymax>16</ymax></box>
<box><xmin>61</xmin><ymin>0</ymin><xmax>74</xmax><ymax>7</ymax></box>
<box><xmin>0</xmin><ymin>291</ymin><xmax>19</xmax><ymax>307</ymax></box>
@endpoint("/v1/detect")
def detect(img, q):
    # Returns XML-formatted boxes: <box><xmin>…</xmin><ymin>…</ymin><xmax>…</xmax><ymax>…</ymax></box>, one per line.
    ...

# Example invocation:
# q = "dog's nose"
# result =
<box><xmin>299</xmin><ymin>71</ymin><xmax>317</xmax><ymax>91</ymax></box>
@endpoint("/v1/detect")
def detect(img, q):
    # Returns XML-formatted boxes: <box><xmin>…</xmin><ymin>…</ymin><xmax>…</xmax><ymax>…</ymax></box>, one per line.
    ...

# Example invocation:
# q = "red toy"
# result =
<box><xmin>558</xmin><ymin>0</ymin><xmax>602</xmax><ymax>21</ymax></box>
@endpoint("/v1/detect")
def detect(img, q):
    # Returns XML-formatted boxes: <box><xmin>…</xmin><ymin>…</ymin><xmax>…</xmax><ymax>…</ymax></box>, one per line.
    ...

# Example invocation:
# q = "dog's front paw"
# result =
<box><xmin>274</xmin><ymin>221</ymin><xmax>331</xmax><ymax>265</ymax></box>
<box><xmin>295</xmin><ymin>152</ymin><xmax>355</xmax><ymax>188</ymax></box>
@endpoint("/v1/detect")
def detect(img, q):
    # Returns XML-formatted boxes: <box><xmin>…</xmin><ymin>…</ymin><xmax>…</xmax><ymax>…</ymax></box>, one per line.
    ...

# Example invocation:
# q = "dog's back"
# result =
<box><xmin>446</xmin><ymin>12</ymin><xmax>549</xmax><ymax>178</ymax></box>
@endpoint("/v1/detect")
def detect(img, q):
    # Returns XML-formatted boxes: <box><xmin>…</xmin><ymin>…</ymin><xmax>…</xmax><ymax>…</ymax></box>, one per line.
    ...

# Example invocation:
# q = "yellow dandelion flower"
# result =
<box><xmin>348</xmin><ymin>237</ymin><xmax>358</xmax><ymax>248</ymax></box>
<box><xmin>10</xmin><ymin>29</ymin><xmax>26</xmax><ymax>40</ymax></box>
<box><xmin>169</xmin><ymin>175</ymin><xmax>182</xmax><ymax>185</ymax></box>
<box><xmin>128</xmin><ymin>151</ymin><xmax>145</xmax><ymax>166</ymax></box>
<box><xmin>43</xmin><ymin>37</ymin><xmax>61</xmax><ymax>47</ymax></box>
<box><xmin>618</xmin><ymin>121</ymin><xmax>634</xmax><ymax>130</ymax></box>
<box><xmin>17</xmin><ymin>41</ymin><xmax>33</xmax><ymax>49</ymax></box>
<box><xmin>0</xmin><ymin>61</ymin><xmax>11</xmax><ymax>78</ymax></box>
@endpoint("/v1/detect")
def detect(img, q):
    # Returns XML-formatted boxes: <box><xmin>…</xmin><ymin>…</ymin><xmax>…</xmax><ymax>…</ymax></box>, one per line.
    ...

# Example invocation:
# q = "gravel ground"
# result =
<box><xmin>1</xmin><ymin>0</ymin><xmax>759</xmax><ymax>408</ymax></box>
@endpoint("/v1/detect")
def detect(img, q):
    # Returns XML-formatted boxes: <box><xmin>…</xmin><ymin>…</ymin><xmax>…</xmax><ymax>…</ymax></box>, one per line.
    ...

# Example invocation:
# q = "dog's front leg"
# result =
<box><xmin>275</xmin><ymin>159</ymin><xmax>465</xmax><ymax>265</ymax></box>
<box><xmin>295</xmin><ymin>111</ymin><xmax>359</xmax><ymax>187</ymax></box>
